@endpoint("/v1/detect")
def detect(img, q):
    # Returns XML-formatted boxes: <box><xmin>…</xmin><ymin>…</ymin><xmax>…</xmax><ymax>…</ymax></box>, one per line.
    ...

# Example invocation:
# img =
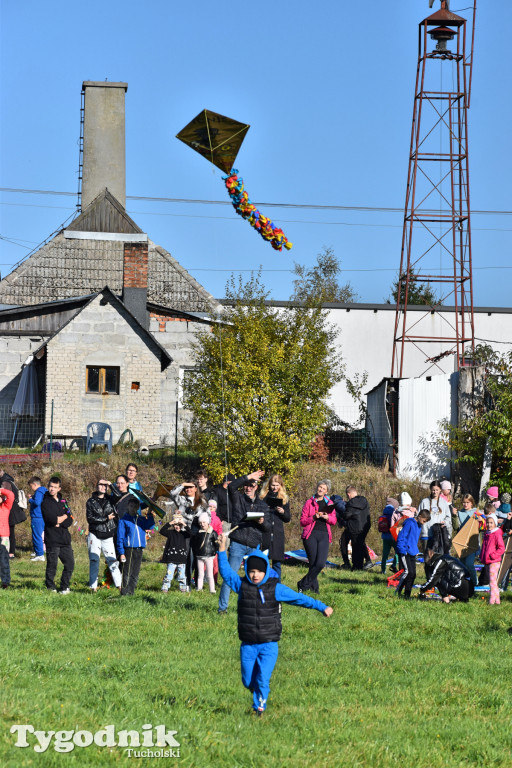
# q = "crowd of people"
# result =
<box><xmin>0</xmin><ymin>465</ymin><xmax>510</xmax><ymax>608</ymax></box>
<box><xmin>1</xmin><ymin>464</ymin><xmax>510</xmax><ymax>715</ymax></box>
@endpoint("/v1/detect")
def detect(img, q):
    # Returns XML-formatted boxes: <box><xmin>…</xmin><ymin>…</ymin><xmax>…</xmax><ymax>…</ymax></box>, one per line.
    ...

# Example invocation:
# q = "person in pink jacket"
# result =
<box><xmin>0</xmin><ymin>486</ymin><xmax>15</xmax><ymax>588</ymax></box>
<box><xmin>297</xmin><ymin>480</ymin><xmax>337</xmax><ymax>594</ymax></box>
<box><xmin>480</xmin><ymin>509</ymin><xmax>505</xmax><ymax>605</ymax></box>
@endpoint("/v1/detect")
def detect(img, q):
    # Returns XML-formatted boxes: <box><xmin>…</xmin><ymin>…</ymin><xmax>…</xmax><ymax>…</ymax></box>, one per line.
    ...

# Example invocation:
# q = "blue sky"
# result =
<box><xmin>1</xmin><ymin>0</ymin><xmax>511</xmax><ymax>305</ymax></box>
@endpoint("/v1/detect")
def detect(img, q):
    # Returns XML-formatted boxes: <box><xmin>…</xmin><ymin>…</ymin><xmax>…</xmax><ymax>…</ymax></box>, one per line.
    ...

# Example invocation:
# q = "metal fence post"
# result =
<box><xmin>174</xmin><ymin>401</ymin><xmax>178</xmax><ymax>468</ymax></box>
<box><xmin>50</xmin><ymin>399</ymin><xmax>54</xmax><ymax>461</ymax></box>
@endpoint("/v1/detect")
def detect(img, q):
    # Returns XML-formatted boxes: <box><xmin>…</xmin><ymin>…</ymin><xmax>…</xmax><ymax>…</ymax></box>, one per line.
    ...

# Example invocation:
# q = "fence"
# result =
<box><xmin>321</xmin><ymin>405</ymin><xmax>395</xmax><ymax>467</ymax></box>
<box><xmin>0</xmin><ymin>403</ymin><xmax>45</xmax><ymax>449</ymax></box>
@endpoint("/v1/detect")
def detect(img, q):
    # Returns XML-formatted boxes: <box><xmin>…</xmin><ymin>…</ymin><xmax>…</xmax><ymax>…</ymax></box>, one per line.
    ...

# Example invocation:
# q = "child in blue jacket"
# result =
<box><xmin>218</xmin><ymin>534</ymin><xmax>333</xmax><ymax>715</ymax></box>
<box><xmin>117</xmin><ymin>498</ymin><xmax>155</xmax><ymax>595</ymax></box>
<box><xmin>396</xmin><ymin>510</ymin><xmax>430</xmax><ymax>599</ymax></box>
<box><xmin>28</xmin><ymin>476</ymin><xmax>47</xmax><ymax>561</ymax></box>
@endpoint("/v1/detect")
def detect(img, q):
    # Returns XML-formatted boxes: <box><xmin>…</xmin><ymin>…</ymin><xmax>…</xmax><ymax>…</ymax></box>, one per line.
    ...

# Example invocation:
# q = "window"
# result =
<box><xmin>86</xmin><ymin>366</ymin><xmax>120</xmax><ymax>395</ymax></box>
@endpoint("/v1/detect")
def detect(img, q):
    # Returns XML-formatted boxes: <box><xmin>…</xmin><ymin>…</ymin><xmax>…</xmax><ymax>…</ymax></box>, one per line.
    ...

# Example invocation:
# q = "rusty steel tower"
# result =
<box><xmin>391</xmin><ymin>0</ymin><xmax>477</xmax><ymax>378</ymax></box>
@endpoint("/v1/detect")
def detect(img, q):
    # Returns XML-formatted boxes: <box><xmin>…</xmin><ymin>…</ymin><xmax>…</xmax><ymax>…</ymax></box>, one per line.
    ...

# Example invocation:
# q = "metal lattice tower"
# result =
<box><xmin>391</xmin><ymin>0</ymin><xmax>477</xmax><ymax>378</ymax></box>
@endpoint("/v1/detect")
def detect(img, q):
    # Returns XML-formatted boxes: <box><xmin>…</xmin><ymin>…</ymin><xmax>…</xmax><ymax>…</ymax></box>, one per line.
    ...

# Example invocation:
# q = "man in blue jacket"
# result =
<box><xmin>218</xmin><ymin>535</ymin><xmax>333</xmax><ymax>715</ymax></box>
<box><xmin>396</xmin><ymin>509</ymin><xmax>431</xmax><ymax>599</ymax></box>
<box><xmin>29</xmin><ymin>475</ymin><xmax>47</xmax><ymax>562</ymax></box>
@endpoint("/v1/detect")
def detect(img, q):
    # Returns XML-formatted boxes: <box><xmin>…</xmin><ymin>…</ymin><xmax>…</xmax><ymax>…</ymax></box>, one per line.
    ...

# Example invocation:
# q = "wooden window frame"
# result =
<box><xmin>86</xmin><ymin>366</ymin><xmax>120</xmax><ymax>395</ymax></box>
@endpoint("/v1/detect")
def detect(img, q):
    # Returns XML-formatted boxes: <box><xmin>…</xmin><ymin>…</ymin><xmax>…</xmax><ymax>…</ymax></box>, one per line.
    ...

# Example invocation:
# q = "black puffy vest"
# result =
<box><xmin>238</xmin><ymin>577</ymin><xmax>282</xmax><ymax>643</ymax></box>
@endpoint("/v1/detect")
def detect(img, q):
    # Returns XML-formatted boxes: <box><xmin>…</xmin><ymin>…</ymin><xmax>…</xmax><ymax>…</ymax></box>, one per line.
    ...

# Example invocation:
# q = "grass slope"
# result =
<box><xmin>1</xmin><ymin>548</ymin><xmax>511</xmax><ymax>768</ymax></box>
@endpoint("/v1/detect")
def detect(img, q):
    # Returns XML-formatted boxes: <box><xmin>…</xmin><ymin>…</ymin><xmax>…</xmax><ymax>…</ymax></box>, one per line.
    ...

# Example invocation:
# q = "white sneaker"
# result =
<box><xmin>31</xmin><ymin>555</ymin><xmax>45</xmax><ymax>562</ymax></box>
<box><xmin>59</xmin><ymin>589</ymin><xmax>71</xmax><ymax>595</ymax></box>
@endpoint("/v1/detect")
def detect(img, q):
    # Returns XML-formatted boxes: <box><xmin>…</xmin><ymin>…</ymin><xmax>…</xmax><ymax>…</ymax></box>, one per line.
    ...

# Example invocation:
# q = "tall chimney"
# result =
<box><xmin>123</xmin><ymin>242</ymin><xmax>149</xmax><ymax>329</ymax></box>
<box><xmin>81</xmin><ymin>81</ymin><xmax>128</xmax><ymax>211</ymax></box>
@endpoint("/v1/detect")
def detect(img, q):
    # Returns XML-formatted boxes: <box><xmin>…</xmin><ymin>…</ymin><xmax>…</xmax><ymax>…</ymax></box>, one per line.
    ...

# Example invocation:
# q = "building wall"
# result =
<box><xmin>45</xmin><ymin>296</ymin><xmax>163</xmax><ymax>444</ymax></box>
<box><xmin>149</xmin><ymin>314</ymin><xmax>207</xmax><ymax>443</ymax></box>
<box><xmin>325</xmin><ymin>305</ymin><xmax>512</xmax><ymax>416</ymax></box>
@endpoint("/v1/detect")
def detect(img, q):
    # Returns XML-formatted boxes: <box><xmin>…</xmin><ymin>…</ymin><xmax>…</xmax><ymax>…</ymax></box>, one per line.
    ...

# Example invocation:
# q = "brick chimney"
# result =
<box><xmin>81</xmin><ymin>81</ymin><xmax>128</xmax><ymax>210</ymax></box>
<box><xmin>123</xmin><ymin>243</ymin><xmax>149</xmax><ymax>329</ymax></box>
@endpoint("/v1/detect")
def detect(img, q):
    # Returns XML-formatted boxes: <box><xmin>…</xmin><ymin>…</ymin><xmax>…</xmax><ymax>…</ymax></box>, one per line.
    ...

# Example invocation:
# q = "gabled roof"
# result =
<box><xmin>0</xmin><ymin>233</ymin><xmax>218</xmax><ymax>313</ymax></box>
<box><xmin>34</xmin><ymin>287</ymin><xmax>172</xmax><ymax>371</ymax></box>
<box><xmin>66</xmin><ymin>188</ymin><xmax>144</xmax><ymax>234</ymax></box>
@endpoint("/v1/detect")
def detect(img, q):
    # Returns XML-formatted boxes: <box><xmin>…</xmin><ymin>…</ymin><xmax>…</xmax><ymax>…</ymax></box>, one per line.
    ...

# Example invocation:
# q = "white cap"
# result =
<box><xmin>399</xmin><ymin>491</ymin><xmax>412</xmax><ymax>507</ymax></box>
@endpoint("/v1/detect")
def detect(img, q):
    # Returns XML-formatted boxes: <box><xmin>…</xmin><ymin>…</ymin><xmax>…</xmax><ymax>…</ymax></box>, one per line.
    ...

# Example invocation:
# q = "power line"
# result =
<box><xmin>1</xmin><ymin>186</ymin><xmax>511</xmax><ymax>217</ymax></box>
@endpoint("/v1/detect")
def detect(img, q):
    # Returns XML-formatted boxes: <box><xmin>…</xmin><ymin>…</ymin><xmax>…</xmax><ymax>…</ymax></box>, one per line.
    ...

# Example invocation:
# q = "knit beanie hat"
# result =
<box><xmin>246</xmin><ymin>555</ymin><xmax>267</xmax><ymax>573</ymax></box>
<box><xmin>487</xmin><ymin>486</ymin><xmax>499</xmax><ymax>499</ymax></box>
<box><xmin>399</xmin><ymin>491</ymin><xmax>412</xmax><ymax>507</ymax></box>
<box><xmin>386</xmin><ymin>497</ymin><xmax>399</xmax><ymax>509</ymax></box>
<box><xmin>440</xmin><ymin>480</ymin><xmax>452</xmax><ymax>492</ymax></box>
<box><xmin>486</xmin><ymin>512</ymin><xmax>499</xmax><ymax>528</ymax></box>
<box><xmin>500</xmin><ymin>493</ymin><xmax>511</xmax><ymax>504</ymax></box>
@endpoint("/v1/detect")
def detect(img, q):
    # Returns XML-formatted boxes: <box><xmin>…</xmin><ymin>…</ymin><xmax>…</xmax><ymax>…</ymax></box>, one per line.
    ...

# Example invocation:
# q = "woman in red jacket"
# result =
<box><xmin>480</xmin><ymin>509</ymin><xmax>505</xmax><ymax>605</ymax></box>
<box><xmin>297</xmin><ymin>480</ymin><xmax>337</xmax><ymax>594</ymax></box>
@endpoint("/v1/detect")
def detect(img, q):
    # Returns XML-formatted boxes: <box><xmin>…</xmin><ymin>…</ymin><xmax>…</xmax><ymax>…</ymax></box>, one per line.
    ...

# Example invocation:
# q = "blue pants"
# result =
<box><xmin>240</xmin><ymin>641</ymin><xmax>279</xmax><ymax>712</ymax></box>
<box><xmin>218</xmin><ymin>540</ymin><xmax>252</xmax><ymax>612</ymax></box>
<box><xmin>271</xmin><ymin>561</ymin><xmax>282</xmax><ymax>581</ymax></box>
<box><xmin>460</xmin><ymin>551</ymin><xmax>478</xmax><ymax>586</ymax></box>
<box><xmin>162</xmin><ymin>562</ymin><xmax>187</xmax><ymax>591</ymax></box>
<box><xmin>31</xmin><ymin>517</ymin><xmax>45</xmax><ymax>557</ymax></box>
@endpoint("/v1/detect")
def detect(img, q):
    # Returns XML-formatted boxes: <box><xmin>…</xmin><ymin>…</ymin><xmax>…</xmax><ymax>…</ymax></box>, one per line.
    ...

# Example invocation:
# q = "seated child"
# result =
<box><xmin>159</xmin><ymin>514</ymin><xmax>190</xmax><ymax>593</ymax></box>
<box><xmin>191</xmin><ymin>513</ymin><xmax>218</xmax><ymax>593</ymax></box>
<box><xmin>117</xmin><ymin>498</ymin><xmax>155</xmax><ymax>596</ymax></box>
<box><xmin>218</xmin><ymin>534</ymin><xmax>333</xmax><ymax>715</ymax></box>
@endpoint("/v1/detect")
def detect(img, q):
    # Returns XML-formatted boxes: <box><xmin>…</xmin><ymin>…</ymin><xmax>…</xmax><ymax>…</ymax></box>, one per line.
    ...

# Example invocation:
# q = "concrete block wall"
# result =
<box><xmin>45</xmin><ymin>296</ymin><xmax>162</xmax><ymax>443</ymax></box>
<box><xmin>149</xmin><ymin>315</ymin><xmax>206</xmax><ymax>443</ymax></box>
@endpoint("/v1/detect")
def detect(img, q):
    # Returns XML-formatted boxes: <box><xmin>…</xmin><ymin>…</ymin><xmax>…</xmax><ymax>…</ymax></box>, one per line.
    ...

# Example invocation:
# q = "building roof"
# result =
<box><xmin>229</xmin><ymin>300</ymin><xmax>512</xmax><ymax>314</ymax></box>
<box><xmin>0</xmin><ymin>189</ymin><xmax>219</xmax><ymax>314</ymax></box>
<box><xmin>66</xmin><ymin>188</ymin><xmax>143</xmax><ymax>234</ymax></box>
<box><xmin>32</xmin><ymin>287</ymin><xmax>173</xmax><ymax>371</ymax></box>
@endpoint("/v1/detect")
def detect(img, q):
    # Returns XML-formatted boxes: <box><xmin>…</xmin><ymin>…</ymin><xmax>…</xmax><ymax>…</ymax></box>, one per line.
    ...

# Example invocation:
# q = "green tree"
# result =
<box><xmin>292</xmin><ymin>247</ymin><xmax>358</xmax><ymax>303</ymax></box>
<box><xmin>448</xmin><ymin>344</ymin><xmax>512</xmax><ymax>493</ymax></box>
<box><xmin>388</xmin><ymin>268</ymin><xmax>438</xmax><ymax>305</ymax></box>
<box><xmin>183</xmin><ymin>273</ymin><xmax>344</xmax><ymax>479</ymax></box>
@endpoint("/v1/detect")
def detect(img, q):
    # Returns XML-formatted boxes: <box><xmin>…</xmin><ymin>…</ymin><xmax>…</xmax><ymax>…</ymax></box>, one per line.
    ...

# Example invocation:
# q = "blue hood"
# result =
<box><xmin>243</xmin><ymin>547</ymin><xmax>272</xmax><ymax>586</ymax></box>
<box><xmin>382</xmin><ymin>503</ymin><xmax>395</xmax><ymax>519</ymax></box>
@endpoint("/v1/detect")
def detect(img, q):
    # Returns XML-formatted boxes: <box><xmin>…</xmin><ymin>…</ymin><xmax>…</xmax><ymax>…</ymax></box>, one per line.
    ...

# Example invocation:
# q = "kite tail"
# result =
<box><xmin>223</xmin><ymin>169</ymin><xmax>292</xmax><ymax>251</ymax></box>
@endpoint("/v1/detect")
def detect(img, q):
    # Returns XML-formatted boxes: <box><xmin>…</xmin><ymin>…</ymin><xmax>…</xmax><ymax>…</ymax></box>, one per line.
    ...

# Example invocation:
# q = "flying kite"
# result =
<box><xmin>176</xmin><ymin>109</ymin><xmax>292</xmax><ymax>251</ymax></box>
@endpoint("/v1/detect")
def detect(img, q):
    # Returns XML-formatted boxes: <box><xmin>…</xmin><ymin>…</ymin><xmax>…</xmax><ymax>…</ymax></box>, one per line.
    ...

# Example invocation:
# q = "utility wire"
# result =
<box><xmin>0</xmin><ymin>187</ymin><xmax>511</xmax><ymax>217</ymax></box>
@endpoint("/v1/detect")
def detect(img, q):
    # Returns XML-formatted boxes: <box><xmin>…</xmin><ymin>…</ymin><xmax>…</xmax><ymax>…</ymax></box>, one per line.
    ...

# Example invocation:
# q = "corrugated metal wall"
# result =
<box><xmin>397</xmin><ymin>372</ymin><xmax>458</xmax><ymax>481</ymax></box>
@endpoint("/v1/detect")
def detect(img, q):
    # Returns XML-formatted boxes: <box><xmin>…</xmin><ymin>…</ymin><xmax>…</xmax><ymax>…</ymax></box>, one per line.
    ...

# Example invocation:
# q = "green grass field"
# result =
<box><xmin>1</xmin><ymin>544</ymin><xmax>511</xmax><ymax>768</ymax></box>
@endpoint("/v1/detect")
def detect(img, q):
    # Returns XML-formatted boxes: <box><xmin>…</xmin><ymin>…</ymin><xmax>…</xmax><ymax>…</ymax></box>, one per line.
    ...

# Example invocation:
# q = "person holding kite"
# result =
<box><xmin>217</xmin><ymin>534</ymin><xmax>332</xmax><ymax>715</ymax></box>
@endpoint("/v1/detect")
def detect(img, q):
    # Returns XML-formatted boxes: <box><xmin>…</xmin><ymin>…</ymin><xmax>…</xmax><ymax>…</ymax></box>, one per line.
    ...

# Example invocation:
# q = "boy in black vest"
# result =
<box><xmin>218</xmin><ymin>535</ymin><xmax>333</xmax><ymax>715</ymax></box>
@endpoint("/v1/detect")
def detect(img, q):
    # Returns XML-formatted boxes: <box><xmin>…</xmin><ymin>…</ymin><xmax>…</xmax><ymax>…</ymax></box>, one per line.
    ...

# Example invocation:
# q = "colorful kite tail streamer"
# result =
<box><xmin>223</xmin><ymin>169</ymin><xmax>292</xmax><ymax>251</ymax></box>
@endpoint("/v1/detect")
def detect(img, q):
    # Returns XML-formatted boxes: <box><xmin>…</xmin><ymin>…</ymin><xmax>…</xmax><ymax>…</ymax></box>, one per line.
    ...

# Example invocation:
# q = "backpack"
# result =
<box><xmin>17</xmin><ymin>488</ymin><xmax>28</xmax><ymax>510</ymax></box>
<box><xmin>377</xmin><ymin>515</ymin><xmax>390</xmax><ymax>534</ymax></box>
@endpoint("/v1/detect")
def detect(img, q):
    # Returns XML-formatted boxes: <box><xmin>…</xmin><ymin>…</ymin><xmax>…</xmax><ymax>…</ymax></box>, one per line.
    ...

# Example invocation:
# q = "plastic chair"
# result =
<box><xmin>86</xmin><ymin>422</ymin><xmax>113</xmax><ymax>454</ymax></box>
